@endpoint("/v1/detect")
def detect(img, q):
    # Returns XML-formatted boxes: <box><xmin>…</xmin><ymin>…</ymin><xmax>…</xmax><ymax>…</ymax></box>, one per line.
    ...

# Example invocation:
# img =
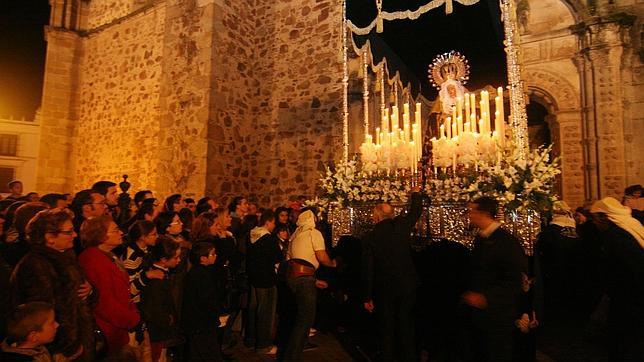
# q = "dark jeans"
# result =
<box><xmin>375</xmin><ymin>288</ymin><xmax>416</xmax><ymax>362</ymax></box>
<box><xmin>246</xmin><ymin>285</ymin><xmax>277</xmax><ymax>349</ymax></box>
<box><xmin>283</xmin><ymin>276</ymin><xmax>316</xmax><ymax>361</ymax></box>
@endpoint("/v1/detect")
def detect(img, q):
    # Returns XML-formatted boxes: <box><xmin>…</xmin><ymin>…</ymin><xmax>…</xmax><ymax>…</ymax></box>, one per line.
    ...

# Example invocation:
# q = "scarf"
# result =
<box><xmin>591</xmin><ymin>197</ymin><xmax>644</xmax><ymax>248</ymax></box>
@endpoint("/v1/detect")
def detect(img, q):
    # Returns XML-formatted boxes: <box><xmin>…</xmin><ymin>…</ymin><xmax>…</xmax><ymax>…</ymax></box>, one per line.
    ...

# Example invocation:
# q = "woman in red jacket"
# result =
<box><xmin>79</xmin><ymin>215</ymin><xmax>140</xmax><ymax>355</ymax></box>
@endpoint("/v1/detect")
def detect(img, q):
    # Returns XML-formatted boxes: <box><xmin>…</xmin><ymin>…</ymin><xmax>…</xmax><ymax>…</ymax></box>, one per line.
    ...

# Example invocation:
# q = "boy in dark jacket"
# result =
<box><xmin>0</xmin><ymin>302</ymin><xmax>63</xmax><ymax>362</ymax></box>
<box><xmin>139</xmin><ymin>236</ymin><xmax>182</xmax><ymax>362</ymax></box>
<box><xmin>181</xmin><ymin>242</ymin><xmax>222</xmax><ymax>361</ymax></box>
<box><xmin>245</xmin><ymin>211</ymin><xmax>283</xmax><ymax>353</ymax></box>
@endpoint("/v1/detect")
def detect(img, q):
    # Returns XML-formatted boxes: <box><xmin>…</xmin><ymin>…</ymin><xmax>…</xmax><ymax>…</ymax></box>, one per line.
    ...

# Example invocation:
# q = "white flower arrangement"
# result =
<box><xmin>461</xmin><ymin>145</ymin><xmax>561</xmax><ymax>213</ymax></box>
<box><xmin>308</xmin><ymin>158</ymin><xmax>412</xmax><ymax>213</ymax></box>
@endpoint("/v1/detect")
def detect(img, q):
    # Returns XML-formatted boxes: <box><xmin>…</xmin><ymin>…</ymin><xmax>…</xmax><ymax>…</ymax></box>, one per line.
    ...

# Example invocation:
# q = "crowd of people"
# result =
<box><xmin>0</xmin><ymin>179</ymin><xmax>642</xmax><ymax>362</ymax></box>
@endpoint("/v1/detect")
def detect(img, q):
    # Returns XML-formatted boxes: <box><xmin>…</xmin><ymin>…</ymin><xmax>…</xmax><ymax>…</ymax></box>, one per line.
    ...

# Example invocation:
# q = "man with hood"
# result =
<box><xmin>245</xmin><ymin>210</ymin><xmax>283</xmax><ymax>353</ymax></box>
<box><xmin>590</xmin><ymin>197</ymin><xmax>644</xmax><ymax>361</ymax></box>
<box><xmin>283</xmin><ymin>208</ymin><xmax>337</xmax><ymax>360</ymax></box>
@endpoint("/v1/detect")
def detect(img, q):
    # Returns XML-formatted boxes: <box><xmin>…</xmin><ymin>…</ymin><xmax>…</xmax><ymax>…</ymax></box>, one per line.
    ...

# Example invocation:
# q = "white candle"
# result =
<box><xmin>470</xmin><ymin>93</ymin><xmax>476</xmax><ymax>122</ymax></box>
<box><xmin>440</xmin><ymin>125</ymin><xmax>445</xmax><ymax>139</ymax></box>
<box><xmin>464</xmin><ymin>94</ymin><xmax>470</xmax><ymax>124</ymax></box>
<box><xmin>446</xmin><ymin>117</ymin><xmax>452</xmax><ymax>139</ymax></box>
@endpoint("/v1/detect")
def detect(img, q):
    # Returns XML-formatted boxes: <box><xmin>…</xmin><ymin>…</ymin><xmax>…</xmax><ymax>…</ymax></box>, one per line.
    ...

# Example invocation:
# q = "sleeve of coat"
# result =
<box><xmin>12</xmin><ymin>259</ymin><xmax>56</xmax><ymax>305</ymax></box>
<box><xmin>81</xmin><ymin>255</ymin><xmax>140</xmax><ymax>329</ymax></box>
<box><xmin>399</xmin><ymin>192</ymin><xmax>423</xmax><ymax>232</ymax></box>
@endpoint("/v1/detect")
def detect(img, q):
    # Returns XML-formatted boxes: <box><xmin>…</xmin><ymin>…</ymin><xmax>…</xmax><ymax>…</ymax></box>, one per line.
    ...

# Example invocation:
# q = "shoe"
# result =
<box><xmin>308</xmin><ymin>328</ymin><xmax>317</xmax><ymax>337</ymax></box>
<box><xmin>303</xmin><ymin>342</ymin><xmax>318</xmax><ymax>352</ymax></box>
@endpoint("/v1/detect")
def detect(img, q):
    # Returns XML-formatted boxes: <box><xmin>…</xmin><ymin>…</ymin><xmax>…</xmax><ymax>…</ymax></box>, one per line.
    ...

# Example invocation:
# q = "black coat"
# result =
<box><xmin>247</xmin><ymin>233</ymin><xmax>283</xmax><ymax>288</ymax></box>
<box><xmin>601</xmin><ymin>224</ymin><xmax>644</xmax><ymax>324</ymax></box>
<box><xmin>362</xmin><ymin>192</ymin><xmax>423</xmax><ymax>301</ymax></box>
<box><xmin>469</xmin><ymin>227</ymin><xmax>527</xmax><ymax>324</ymax></box>
<box><xmin>10</xmin><ymin>245</ymin><xmax>96</xmax><ymax>359</ymax></box>
<box><xmin>140</xmin><ymin>265</ymin><xmax>177</xmax><ymax>342</ymax></box>
<box><xmin>181</xmin><ymin>264</ymin><xmax>221</xmax><ymax>334</ymax></box>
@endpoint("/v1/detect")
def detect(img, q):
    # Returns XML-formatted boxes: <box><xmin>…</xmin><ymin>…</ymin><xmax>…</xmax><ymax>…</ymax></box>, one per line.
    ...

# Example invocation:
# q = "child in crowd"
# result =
<box><xmin>139</xmin><ymin>236</ymin><xmax>182</xmax><ymax>362</ymax></box>
<box><xmin>181</xmin><ymin>242</ymin><xmax>222</xmax><ymax>361</ymax></box>
<box><xmin>0</xmin><ymin>302</ymin><xmax>60</xmax><ymax>362</ymax></box>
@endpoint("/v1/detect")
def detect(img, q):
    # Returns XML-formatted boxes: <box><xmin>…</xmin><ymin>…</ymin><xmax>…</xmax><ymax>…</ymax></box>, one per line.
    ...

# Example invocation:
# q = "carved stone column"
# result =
<box><xmin>575</xmin><ymin>16</ymin><xmax>634</xmax><ymax>200</ymax></box>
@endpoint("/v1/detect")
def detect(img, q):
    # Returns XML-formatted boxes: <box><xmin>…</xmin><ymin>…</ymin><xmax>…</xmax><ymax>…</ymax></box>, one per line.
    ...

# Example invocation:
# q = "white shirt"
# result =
<box><xmin>287</xmin><ymin>228</ymin><xmax>326</xmax><ymax>269</ymax></box>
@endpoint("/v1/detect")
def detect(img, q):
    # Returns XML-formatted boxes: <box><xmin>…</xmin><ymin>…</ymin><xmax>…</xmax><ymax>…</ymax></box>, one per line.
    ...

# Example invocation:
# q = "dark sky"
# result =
<box><xmin>348</xmin><ymin>0</ymin><xmax>507</xmax><ymax>99</ymax></box>
<box><xmin>0</xmin><ymin>0</ymin><xmax>506</xmax><ymax>119</ymax></box>
<box><xmin>0</xmin><ymin>0</ymin><xmax>50</xmax><ymax>120</ymax></box>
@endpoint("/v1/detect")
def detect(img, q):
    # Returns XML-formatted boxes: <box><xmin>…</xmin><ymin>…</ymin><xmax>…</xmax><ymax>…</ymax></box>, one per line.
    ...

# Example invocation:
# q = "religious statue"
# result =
<box><xmin>428</xmin><ymin>51</ymin><xmax>470</xmax><ymax>116</ymax></box>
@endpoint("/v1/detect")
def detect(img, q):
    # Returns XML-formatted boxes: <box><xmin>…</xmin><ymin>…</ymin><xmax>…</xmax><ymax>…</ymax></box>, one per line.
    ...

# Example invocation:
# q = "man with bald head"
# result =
<box><xmin>362</xmin><ymin>187</ymin><xmax>422</xmax><ymax>361</ymax></box>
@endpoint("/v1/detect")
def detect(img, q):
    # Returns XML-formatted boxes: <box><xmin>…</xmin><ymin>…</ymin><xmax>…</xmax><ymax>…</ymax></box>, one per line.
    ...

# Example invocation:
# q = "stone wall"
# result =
<box><xmin>73</xmin><ymin>4</ymin><xmax>166</xmax><ymax>191</ymax></box>
<box><xmin>207</xmin><ymin>0</ymin><xmax>344</xmax><ymax>206</ymax></box>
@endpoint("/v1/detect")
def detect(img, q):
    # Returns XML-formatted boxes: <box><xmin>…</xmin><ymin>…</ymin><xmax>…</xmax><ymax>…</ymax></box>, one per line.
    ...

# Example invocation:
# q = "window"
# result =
<box><xmin>0</xmin><ymin>134</ymin><xmax>18</xmax><ymax>156</ymax></box>
<box><xmin>0</xmin><ymin>167</ymin><xmax>15</xmax><ymax>192</ymax></box>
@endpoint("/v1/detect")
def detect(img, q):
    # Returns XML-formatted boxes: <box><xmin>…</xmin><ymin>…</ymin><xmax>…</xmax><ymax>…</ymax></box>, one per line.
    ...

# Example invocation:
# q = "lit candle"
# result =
<box><xmin>410</xmin><ymin>141</ymin><xmax>416</xmax><ymax>173</ymax></box>
<box><xmin>403</xmin><ymin>112</ymin><xmax>411</xmax><ymax>142</ymax></box>
<box><xmin>446</xmin><ymin>117</ymin><xmax>452</xmax><ymax>139</ymax></box>
<box><xmin>451</xmin><ymin>122</ymin><xmax>457</xmax><ymax>140</ymax></box>
<box><xmin>457</xmin><ymin>115</ymin><xmax>463</xmax><ymax>136</ymax></box>
<box><xmin>479</xmin><ymin>119</ymin><xmax>485</xmax><ymax>136</ymax></box>
<box><xmin>376</xmin><ymin>127</ymin><xmax>380</xmax><ymax>145</ymax></box>
<box><xmin>464</xmin><ymin>94</ymin><xmax>470</xmax><ymax>124</ymax></box>
<box><xmin>451</xmin><ymin>106</ymin><xmax>457</xmax><ymax>131</ymax></box>
<box><xmin>382</xmin><ymin>108</ymin><xmax>389</xmax><ymax>133</ymax></box>
<box><xmin>470</xmin><ymin>93</ymin><xmax>476</xmax><ymax>122</ymax></box>
<box><xmin>440</xmin><ymin>125</ymin><xmax>445</xmax><ymax>139</ymax></box>
<box><xmin>391</xmin><ymin>106</ymin><xmax>399</xmax><ymax>130</ymax></box>
<box><xmin>456</xmin><ymin>96</ymin><xmax>463</xmax><ymax>123</ymax></box>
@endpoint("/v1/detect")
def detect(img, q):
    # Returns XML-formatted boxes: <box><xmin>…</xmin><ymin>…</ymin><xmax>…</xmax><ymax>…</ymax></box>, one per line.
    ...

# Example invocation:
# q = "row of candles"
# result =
<box><xmin>432</xmin><ymin>87</ymin><xmax>507</xmax><ymax>172</ymax></box>
<box><xmin>359</xmin><ymin>87</ymin><xmax>507</xmax><ymax>175</ymax></box>
<box><xmin>360</xmin><ymin>102</ymin><xmax>423</xmax><ymax>174</ymax></box>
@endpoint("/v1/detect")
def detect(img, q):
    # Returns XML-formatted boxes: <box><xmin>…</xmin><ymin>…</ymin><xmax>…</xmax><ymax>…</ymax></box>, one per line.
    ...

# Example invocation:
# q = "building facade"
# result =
<box><xmin>0</xmin><ymin>116</ymin><xmax>40</xmax><ymax>194</ymax></box>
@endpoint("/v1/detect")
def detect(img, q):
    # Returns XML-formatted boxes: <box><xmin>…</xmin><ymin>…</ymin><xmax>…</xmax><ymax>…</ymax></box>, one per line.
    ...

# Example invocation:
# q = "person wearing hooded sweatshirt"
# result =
<box><xmin>590</xmin><ymin>197</ymin><xmax>644</xmax><ymax>362</ymax></box>
<box><xmin>245</xmin><ymin>210</ymin><xmax>283</xmax><ymax>353</ymax></box>
<box><xmin>283</xmin><ymin>208</ymin><xmax>337</xmax><ymax>361</ymax></box>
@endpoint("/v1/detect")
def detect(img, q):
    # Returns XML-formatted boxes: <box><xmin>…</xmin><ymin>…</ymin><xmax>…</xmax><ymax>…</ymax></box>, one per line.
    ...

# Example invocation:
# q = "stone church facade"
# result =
<box><xmin>37</xmin><ymin>0</ymin><xmax>642</xmax><ymax>207</ymax></box>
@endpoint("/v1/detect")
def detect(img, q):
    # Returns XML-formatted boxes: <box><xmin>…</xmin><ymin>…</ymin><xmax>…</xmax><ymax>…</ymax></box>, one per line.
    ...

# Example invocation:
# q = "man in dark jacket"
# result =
<box><xmin>462</xmin><ymin>197</ymin><xmax>526</xmax><ymax>362</ymax></box>
<box><xmin>245</xmin><ymin>210</ymin><xmax>283</xmax><ymax>352</ymax></box>
<box><xmin>361</xmin><ymin>188</ymin><xmax>422</xmax><ymax>361</ymax></box>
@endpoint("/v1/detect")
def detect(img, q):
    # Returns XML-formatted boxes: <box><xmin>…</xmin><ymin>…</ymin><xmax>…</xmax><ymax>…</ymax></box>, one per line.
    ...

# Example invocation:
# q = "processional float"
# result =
<box><xmin>311</xmin><ymin>0</ymin><xmax>560</xmax><ymax>254</ymax></box>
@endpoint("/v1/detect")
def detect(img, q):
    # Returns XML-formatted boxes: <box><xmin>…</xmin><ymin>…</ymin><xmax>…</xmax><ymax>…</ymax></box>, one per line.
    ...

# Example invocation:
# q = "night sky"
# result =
<box><xmin>348</xmin><ymin>0</ymin><xmax>507</xmax><ymax>99</ymax></box>
<box><xmin>0</xmin><ymin>0</ymin><xmax>49</xmax><ymax>120</ymax></box>
<box><xmin>0</xmin><ymin>0</ymin><xmax>506</xmax><ymax>119</ymax></box>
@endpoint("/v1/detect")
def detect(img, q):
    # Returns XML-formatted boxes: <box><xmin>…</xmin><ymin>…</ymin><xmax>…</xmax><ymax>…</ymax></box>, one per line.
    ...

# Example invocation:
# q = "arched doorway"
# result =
<box><xmin>527</xmin><ymin>91</ymin><xmax>562</xmax><ymax>197</ymax></box>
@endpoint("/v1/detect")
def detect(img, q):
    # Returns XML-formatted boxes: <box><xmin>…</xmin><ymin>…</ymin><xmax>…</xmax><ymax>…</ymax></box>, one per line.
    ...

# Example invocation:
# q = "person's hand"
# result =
<box><xmin>146</xmin><ymin>269</ymin><xmax>165</xmax><ymax>280</ymax></box>
<box><xmin>529</xmin><ymin>311</ymin><xmax>539</xmax><ymax>329</ymax></box>
<box><xmin>315</xmin><ymin>279</ymin><xmax>328</xmax><ymax>289</ymax></box>
<box><xmin>462</xmin><ymin>291</ymin><xmax>487</xmax><ymax>309</ymax></box>
<box><xmin>364</xmin><ymin>300</ymin><xmax>374</xmax><ymax>313</ymax></box>
<box><xmin>77</xmin><ymin>281</ymin><xmax>92</xmax><ymax>300</ymax></box>
<box><xmin>515</xmin><ymin>313</ymin><xmax>530</xmax><ymax>333</ymax></box>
